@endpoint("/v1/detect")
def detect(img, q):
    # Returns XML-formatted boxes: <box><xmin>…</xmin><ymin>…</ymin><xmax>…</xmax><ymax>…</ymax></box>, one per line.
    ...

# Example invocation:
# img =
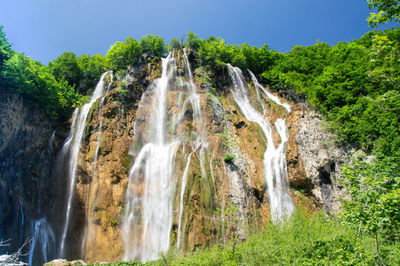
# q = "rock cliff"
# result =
<box><xmin>0</xmin><ymin>92</ymin><xmax>62</xmax><ymax>264</ymax></box>
<box><xmin>0</xmin><ymin>50</ymin><xmax>349</xmax><ymax>264</ymax></box>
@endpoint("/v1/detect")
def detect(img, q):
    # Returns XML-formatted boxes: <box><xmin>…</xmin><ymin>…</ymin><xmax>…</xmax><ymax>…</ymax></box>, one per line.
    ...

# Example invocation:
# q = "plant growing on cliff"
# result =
<box><xmin>340</xmin><ymin>156</ymin><xmax>400</xmax><ymax>264</ymax></box>
<box><xmin>223</xmin><ymin>154</ymin><xmax>235</xmax><ymax>164</ymax></box>
<box><xmin>214</xmin><ymin>201</ymin><xmax>240</xmax><ymax>246</ymax></box>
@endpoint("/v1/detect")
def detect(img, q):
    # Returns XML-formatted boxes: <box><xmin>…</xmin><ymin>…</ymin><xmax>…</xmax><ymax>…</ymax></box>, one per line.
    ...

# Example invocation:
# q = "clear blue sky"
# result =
<box><xmin>0</xmin><ymin>0</ymin><xmax>393</xmax><ymax>64</ymax></box>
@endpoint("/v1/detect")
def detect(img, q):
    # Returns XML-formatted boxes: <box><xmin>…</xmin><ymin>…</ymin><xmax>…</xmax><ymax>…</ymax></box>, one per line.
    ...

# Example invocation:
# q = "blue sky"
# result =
<box><xmin>0</xmin><ymin>0</ymin><xmax>393</xmax><ymax>64</ymax></box>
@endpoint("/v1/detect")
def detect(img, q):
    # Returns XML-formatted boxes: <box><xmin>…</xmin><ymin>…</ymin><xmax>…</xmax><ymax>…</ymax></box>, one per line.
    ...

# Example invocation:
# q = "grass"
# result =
<box><xmin>88</xmin><ymin>208</ymin><xmax>400</xmax><ymax>265</ymax></box>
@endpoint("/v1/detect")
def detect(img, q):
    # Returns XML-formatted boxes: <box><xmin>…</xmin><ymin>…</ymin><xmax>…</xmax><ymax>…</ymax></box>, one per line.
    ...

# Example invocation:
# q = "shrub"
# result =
<box><xmin>224</xmin><ymin>154</ymin><xmax>235</xmax><ymax>163</ymax></box>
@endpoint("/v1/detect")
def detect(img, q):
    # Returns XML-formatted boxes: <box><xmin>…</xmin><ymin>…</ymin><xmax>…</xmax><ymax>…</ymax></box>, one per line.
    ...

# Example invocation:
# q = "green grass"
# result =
<box><xmin>91</xmin><ymin>209</ymin><xmax>400</xmax><ymax>265</ymax></box>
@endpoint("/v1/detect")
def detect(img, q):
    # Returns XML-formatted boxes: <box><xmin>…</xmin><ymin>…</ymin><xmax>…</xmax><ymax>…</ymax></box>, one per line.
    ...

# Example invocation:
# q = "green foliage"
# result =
<box><xmin>76</xmin><ymin>53</ymin><xmax>107</xmax><ymax>93</ymax></box>
<box><xmin>261</xmin><ymin>28</ymin><xmax>400</xmax><ymax>163</ymax></box>
<box><xmin>106</xmin><ymin>37</ymin><xmax>141</xmax><ymax>71</ymax></box>
<box><xmin>48</xmin><ymin>51</ymin><xmax>82</xmax><ymax>88</ymax></box>
<box><xmin>340</xmin><ymin>156</ymin><xmax>400</xmax><ymax>264</ymax></box>
<box><xmin>214</xmin><ymin>201</ymin><xmax>240</xmax><ymax>245</ymax></box>
<box><xmin>105</xmin><ymin>35</ymin><xmax>166</xmax><ymax>72</ymax></box>
<box><xmin>369</xmin><ymin>30</ymin><xmax>400</xmax><ymax>87</ymax></box>
<box><xmin>0</xmin><ymin>26</ymin><xmax>84</xmax><ymax>120</ymax></box>
<box><xmin>139</xmin><ymin>34</ymin><xmax>166</xmax><ymax>58</ymax></box>
<box><xmin>367</xmin><ymin>0</ymin><xmax>400</xmax><ymax>28</ymax></box>
<box><xmin>168</xmin><ymin>37</ymin><xmax>182</xmax><ymax>50</ymax></box>
<box><xmin>0</xmin><ymin>25</ymin><xmax>12</xmax><ymax>69</ymax></box>
<box><xmin>223</xmin><ymin>154</ymin><xmax>235</xmax><ymax>163</ymax></box>
<box><xmin>185</xmin><ymin>31</ymin><xmax>201</xmax><ymax>50</ymax></box>
<box><xmin>182</xmin><ymin>31</ymin><xmax>280</xmax><ymax>80</ymax></box>
<box><xmin>1</xmin><ymin>53</ymin><xmax>85</xmax><ymax>120</ymax></box>
<box><xmin>340</xmin><ymin>156</ymin><xmax>400</xmax><ymax>241</ymax></box>
<box><xmin>156</xmin><ymin>209</ymin><xmax>400</xmax><ymax>265</ymax></box>
<box><xmin>115</xmin><ymin>81</ymin><xmax>129</xmax><ymax>100</ymax></box>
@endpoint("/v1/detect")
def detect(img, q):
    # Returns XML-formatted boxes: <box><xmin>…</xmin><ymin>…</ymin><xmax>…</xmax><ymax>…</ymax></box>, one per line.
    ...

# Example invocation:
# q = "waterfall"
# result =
<box><xmin>227</xmin><ymin>64</ymin><xmax>295</xmax><ymax>223</ymax></box>
<box><xmin>59</xmin><ymin>71</ymin><xmax>111</xmax><ymax>256</ymax></box>
<box><xmin>19</xmin><ymin>200</ymin><xmax>24</xmax><ymax>252</ymax></box>
<box><xmin>80</xmin><ymin>73</ymin><xmax>113</xmax><ymax>255</ymax></box>
<box><xmin>248</xmin><ymin>70</ymin><xmax>291</xmax><ymax>113</ymax></box>
<box><xmin>27</xmin><ymin>130</ymin><xmax>58</xmax><ymax>265</ymax></box>
<box><xmin>177</xmin><ymin>143</ymin><xmax>201</xmax><ymax>248</ymax></box>
<box><xmin>49</xmin><ymin>130</ymin><xmax>56</xmax><ymax>152</ymax></box>
<box><xmin>122</xmin><ymin>50</ymin><xmax>207</xmax><ymax>262</ymax></box>
<box><xmin>28</xmin><ymin>218</ymin><xmax>55</xmax><ymax>266</ymax></box>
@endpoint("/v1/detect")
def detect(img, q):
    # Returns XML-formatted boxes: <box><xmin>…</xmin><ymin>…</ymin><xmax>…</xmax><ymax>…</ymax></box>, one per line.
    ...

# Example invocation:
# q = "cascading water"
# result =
<box><xmin>59</xmin><ymin>71</ymin><xmax>111</xmax><ymax>256</ymax></box>
<box><xmin>28</xmin><ymin>218</ymin><xmax>55</xmax><ymax>266</ymax></box>
<box><xmin>177</xmin><ymin>144</ymin><xmax>200</xmax><ymax>249</ymax></box>
<box><xmin>227</xmin><ymin>64</ymin><xmax>295</xmax><ymax>223</ymax></box>
<box><xmin>122</xmin><ymin>50</ymin><xmax>207</xmax><ymax>262</ymax></box>
<box><xmin>81</xmin><ymin>73</ymin><xmax>113</xmax><ymax>255</ymax></box>
<box><xmin>248</xmin><ymin>70</ymin><xmax>291</xmax><ymax>113</ymax></box>
<box><xmin>28</xmin><ymin>130</ymin><xmax>57</xmax><ymax>265</ymax></box>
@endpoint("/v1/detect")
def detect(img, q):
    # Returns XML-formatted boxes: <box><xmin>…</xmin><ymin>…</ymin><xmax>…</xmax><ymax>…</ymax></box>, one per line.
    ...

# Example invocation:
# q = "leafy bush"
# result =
<box><xmin>341</xmin><ymin>156</ymin><xmax>400</xmax><ymax>241</ymax></box>
<box><xmin>223</xmin><ymin>154</ymin><xmax>235</xmax><ymax>163</ymax></box>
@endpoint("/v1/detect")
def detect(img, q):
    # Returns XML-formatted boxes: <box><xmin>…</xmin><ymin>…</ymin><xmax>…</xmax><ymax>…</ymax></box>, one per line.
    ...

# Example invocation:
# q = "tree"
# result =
<box><xmin>0</xmin><ymin>25</ymin><xmax>12</xmax><ymax>69</ymax></box>
<box><xmin>185</xmin><ymin>31</ymin><xmax>202</xmax><ymax>50</ymax></box>
<box><xmin>139</xmin><ymin>34</ymin><xmax>166</xmax><ymax>57</ymax></box>
<box><xmin>77</xmin><ymin>53</ymin><xmax>107</xmax><ymax>92</ymax></box>
<box><xmin>106</xmin><ymin>37</ymin><xmax>141</xmax><ymax>71</ymax></box>
<box><xmin>2</xmin><ymin>53</ymin><xmax>84</xmax><ymax>120</ymax></box>
<box><xmin>48</xmin><ymin>52</ymin><xmax>82</xmax><ymax>88</ymax></box>
<box><xmin>169</xmin><ymin>37</ymin><xmax>182</xmax><ymax>50</ymax></box>
<box><xmin>341</xmin><ymin>156</ymin><xmax>400</xmax><ymax>264</ymax></box>
<box><xmin>367</xmin><ymin>0</ymin><xmax>400</xmax><ymax>28</ymax></box>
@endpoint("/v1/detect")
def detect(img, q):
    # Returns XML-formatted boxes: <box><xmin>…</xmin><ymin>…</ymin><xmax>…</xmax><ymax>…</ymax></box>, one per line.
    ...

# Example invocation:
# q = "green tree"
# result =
<box><xmin>3</xmin><ymin>53</ymin><xmax>84</xmax><ymax>119</ymax></box>
<box><xmin>0</xmin><ymin>25</ymin><xmax>12</xmax><ymax>69</ymax></box>
<box><xmin>367</xmin><ymin>0</ymin><xmax>400</xmax><ymax>28</ymax></box>
<box><xmin>48</xmin><ymin>51</ymin><xmax>82</xmax><ymax>88</ymax></box>
<box><xmin>341</xmin><ymin>156</ymin><xmax>400</xmax><ymax>263</ymax></box>
<box><xmin>106</xmin><ymin>37</ymin><xmax>141</xmax><ymax>71</ymax></box>
<box><xmin>168</xmin><ymin>37</ymin><xmax>182</xmax><ymax>50</ymax></box>
<box><xmin>139</xmin><ymin>34</ymin><xmax>166</xmax><ymax>57</ymax></box>
<box><xmin>77</xmin><ymin>53</ymin><xmax>107</xmax><ymax>93</ymax></box>
<box><xmin>185</xmin><ymin>31</ymin><xmax>202</xmax><ymax>50</ymax></box>
<box><xmin>368</xmin><ymin>31</ymin><xmax>400</xmax><ymax>87</ymax></box>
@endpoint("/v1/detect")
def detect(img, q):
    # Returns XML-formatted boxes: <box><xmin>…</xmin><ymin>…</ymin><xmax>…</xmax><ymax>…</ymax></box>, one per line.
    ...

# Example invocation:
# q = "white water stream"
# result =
<box><xmin>28</xmin><ymin>218</ymin><xmax>55</xmax><ymax>266</ymax></box>
<box><xmin>227</xmin><ymin>64</ymin><xmax>295</xmax><ymax>223</ymax></box>
<box><xmin>123</xmin><ymin>50</ymin><xmax>207</xmax><ymax>262</ymax></box>
<box><xmin>59</xmin><ymin>71</ymin><xmax>111</xmax><ymax>256</ymax></box>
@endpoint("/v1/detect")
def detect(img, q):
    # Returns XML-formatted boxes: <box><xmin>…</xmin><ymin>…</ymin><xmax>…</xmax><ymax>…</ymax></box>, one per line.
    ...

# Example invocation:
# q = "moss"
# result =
<box><xmin>109</xmin><ymin>215</ymin><xmax>118</xmax><ymax>226</ymax></box>
<box><xmin>121</xmin><ymin>148</ymin><xmax>133</xmax><ymax>172</ymax></box>
<box><xmin>224</xmin><ymin>154</ymin><xmax>235</xmax><ymax>163</ymax></box>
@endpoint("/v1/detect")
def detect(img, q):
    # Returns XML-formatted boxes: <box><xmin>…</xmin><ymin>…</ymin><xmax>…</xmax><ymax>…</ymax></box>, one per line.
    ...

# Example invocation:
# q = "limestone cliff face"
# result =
<box><xmin>0</xmin><ymin>92</ymin><xmax>61</xmax><ymax>261</ymax></box>
<box><xmin>286</xmin><ymin>106</ymin><xmax>349</xmax><ymax>213</ymax></box>
<box><xmin>57</xmin><ymin>51</ymin><xmax>347</xmax><ymax>263</ymax></box>
<box><xmin>0</xmin><ymin>51</ymin><xmax>349</xmax><ymax>264</ymax></box>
